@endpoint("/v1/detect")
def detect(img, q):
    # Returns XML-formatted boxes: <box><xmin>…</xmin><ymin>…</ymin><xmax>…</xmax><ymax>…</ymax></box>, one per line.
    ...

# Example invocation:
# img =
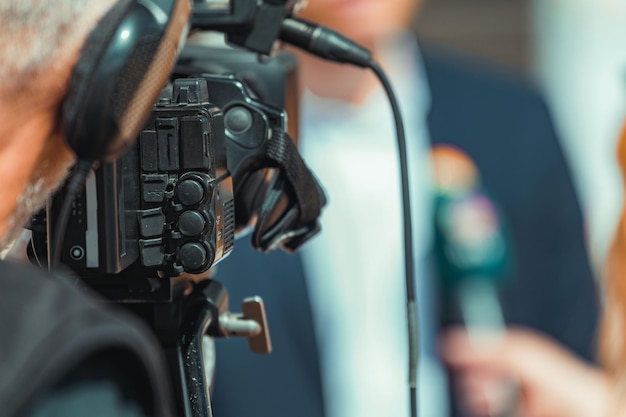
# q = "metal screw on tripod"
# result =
<box><xmin>219</xmin><ymin>312</ymin><xmax>261</xmax><ymax>336</ymax></box>
<box><xmin>218</xmin><ymin>296</ymin><xmax>272</xmax><ymax>354</ymax></box>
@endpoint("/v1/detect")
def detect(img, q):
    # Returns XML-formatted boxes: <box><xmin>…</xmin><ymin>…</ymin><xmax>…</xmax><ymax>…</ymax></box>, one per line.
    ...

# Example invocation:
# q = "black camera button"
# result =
<box><xmin>138</xmin><ymin>208</ymin><xmax>166</xmax><ymax>238</ymax></box>
<box><xmin>179</xmin><ymin>210</ymin><xmax>206</xmax><ymax>236</ymax></box>
<box><xmin>179</xmin><ymin>242</ymin><xmax>209</xmax><ymax>272</ymax></box>
<box><xmin>176</xmin><ymin>178</ymin><xmax>205</xmax><ymax>206</ymax></box>
<box><xmin>225</xmin><ymin>106</ymin><xmax>253</xmax><ymax>135</ymax></box>
<box><xmin>139</xmin><ymin>238</ymin><xmax>165</xmax><ymax>267</ymax></box>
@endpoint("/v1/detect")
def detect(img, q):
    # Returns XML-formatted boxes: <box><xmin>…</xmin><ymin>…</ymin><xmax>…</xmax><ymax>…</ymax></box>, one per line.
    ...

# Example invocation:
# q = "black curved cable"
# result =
<box><xmin>280</xmin><ymin>17</ymin><xmax>420</xmax><ymax>417</ymax></box>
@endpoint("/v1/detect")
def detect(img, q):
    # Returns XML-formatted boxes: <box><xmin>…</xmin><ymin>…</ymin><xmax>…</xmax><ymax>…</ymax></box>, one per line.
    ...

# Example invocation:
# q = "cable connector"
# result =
<box><xmin>279</xmin><ymin>17</ymin><xmax>372</xmax><ymax>68</ymax></box>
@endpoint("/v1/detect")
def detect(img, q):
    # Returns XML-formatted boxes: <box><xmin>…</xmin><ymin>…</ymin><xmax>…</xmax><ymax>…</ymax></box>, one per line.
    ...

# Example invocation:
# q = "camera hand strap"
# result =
<box><xmin>252</xmin><ymin>128</ymin><xmax>327</xmax><ymax>252</ymax></box>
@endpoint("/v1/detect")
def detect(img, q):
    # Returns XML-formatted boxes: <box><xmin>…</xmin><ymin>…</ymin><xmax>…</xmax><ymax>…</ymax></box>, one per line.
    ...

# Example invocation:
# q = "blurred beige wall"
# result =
<box><xmin>532</xmin><ymin>0</ymin><xmax>626</xmax><ymax>270</ymax></box>
<box><xmin>414</xmin><ymin>0</ymin><xmax>532</xmax><ymax>73</ymax></box>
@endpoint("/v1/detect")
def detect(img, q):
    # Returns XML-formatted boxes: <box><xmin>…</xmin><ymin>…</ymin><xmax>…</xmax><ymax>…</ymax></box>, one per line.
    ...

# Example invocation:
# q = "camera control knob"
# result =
<box><xmin>225</xmin><ymin>106</ymin><xmax>253</xmax><ymax>135</ymax></box>
<box><xmin>176</xmin><ymin>179</ymin><xmax>204</xmax><ymax>206</ymax></box>
<box><xmin>178</xmin><ymin>210</ymin><xmax>206</xmax><ymax>236</ymax></box>
<box><xmin>179</xmin><ymin>242</ymin><xmax>210</xmax><ymax>272</ymax></box>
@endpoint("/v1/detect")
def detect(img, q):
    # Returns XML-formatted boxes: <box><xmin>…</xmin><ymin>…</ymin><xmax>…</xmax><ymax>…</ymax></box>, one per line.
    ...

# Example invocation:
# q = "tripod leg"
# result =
<box><xmin>178</xmin><ymin>303</ymin><xmax>214</xmax><ymax>417</ymax></box>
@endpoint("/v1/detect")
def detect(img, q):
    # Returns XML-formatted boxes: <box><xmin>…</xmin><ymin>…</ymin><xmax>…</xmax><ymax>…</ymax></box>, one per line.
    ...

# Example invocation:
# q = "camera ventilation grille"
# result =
<box><xmin>223</xmin><ymin>199</ymin><xmax>235</xmax><ymax>256</ymax></box>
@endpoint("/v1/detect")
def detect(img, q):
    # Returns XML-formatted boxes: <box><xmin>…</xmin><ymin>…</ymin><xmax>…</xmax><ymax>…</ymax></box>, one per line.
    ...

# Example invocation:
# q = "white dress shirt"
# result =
<box><xmin>299</xmin><ymin>33</ymin><xmax>449</xmax><ymax>417</ymax></box>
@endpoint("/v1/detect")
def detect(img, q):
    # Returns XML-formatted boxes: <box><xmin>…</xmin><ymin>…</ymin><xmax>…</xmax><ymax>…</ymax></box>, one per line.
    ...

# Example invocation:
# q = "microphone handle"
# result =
<box><xmin>455</xmin><ymin>280</ymin><xmax>521</xmax><ymax>417</ymax></box>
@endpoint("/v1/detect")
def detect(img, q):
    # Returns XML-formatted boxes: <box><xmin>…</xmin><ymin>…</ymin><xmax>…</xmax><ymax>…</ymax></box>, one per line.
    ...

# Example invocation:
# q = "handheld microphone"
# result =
<box><xmin>432</xmin><ymin>145</ymin><xmax>509</xmax><ymax>336</ymax></box>
<box><xmin>431</xmin><ymin>145</ymin><xmax>519</xmax><ymax>417</ymax></box>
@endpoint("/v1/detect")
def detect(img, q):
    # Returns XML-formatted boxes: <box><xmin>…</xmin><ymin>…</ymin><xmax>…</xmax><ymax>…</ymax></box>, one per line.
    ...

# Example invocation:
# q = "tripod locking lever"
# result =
<box><xmin>218</xmin><ymin>296</ymin><xmax>272</xmax><ymax>354</ymax></box>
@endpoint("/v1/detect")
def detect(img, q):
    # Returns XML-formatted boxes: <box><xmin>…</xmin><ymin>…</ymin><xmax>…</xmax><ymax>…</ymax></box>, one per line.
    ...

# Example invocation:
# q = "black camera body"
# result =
<box><xmin>22</xmin><ymin>2</ymin><xmax>332</xmax><ymax>416</ymax></box>
<box><xmin>41</xmin><ymin>78</ymin><xmax>234</xmax><ymax>276</ymax></box>
<box><xmin>134</xmin><ymin>79</ymin><xmax>235</xmax><ymax>276</ymax></box>
<box><xmin>26</xmin><ymin>43</ymin><xmax>325</xmax><ymax>414</ymax></box>
<box><xmin>31</xmin><ymin>67</ymin><xmax>289</xmax><ymax>279</ymax></box>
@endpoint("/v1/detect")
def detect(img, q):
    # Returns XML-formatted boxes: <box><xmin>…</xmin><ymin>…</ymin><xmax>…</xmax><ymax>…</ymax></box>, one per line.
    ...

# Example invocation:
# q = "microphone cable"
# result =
<box><xmin>280</xmin><ymin>17</ymin><xmax>419</xmax><ymax>417</ymax></box>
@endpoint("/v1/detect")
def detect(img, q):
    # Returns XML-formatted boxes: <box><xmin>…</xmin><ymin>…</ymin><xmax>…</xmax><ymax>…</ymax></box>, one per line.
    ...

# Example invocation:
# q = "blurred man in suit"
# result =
<box><xmin>209</xmin><ymin>1</ymin><xmax>600</xmax><ymax>416</ymax></box>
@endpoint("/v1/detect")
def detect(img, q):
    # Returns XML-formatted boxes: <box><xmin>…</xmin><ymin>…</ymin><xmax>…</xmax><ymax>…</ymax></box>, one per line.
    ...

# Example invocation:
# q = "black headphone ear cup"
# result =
<box><xmin>63</xmin><ymin>0</ymin><xmax>134</xmax><ymax>160</ymax></box>
<box><xmin>63</xmin><ymin>0</ymin><xmax>190</xmax><ymax>162</ymax></box>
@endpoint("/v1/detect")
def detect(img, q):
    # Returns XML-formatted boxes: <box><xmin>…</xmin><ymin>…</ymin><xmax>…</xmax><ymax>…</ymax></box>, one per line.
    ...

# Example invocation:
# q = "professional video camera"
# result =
<box><xmin>24</xmin><ymin>0</ymin><xmax>410</xmax><ymax>415</ymax></box>
<box><xmin>31</xmin><ymin>52</ymin><xmax>316</xmax><ymax>278</ymax></box>
<box><xmin>26</xmin><ymin>1</ymin><xmax>334</xmax><ymax>416</ymax></box>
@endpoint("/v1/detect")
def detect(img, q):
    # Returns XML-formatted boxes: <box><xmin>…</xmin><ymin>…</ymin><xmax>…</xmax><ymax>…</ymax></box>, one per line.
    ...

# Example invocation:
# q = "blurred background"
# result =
<box><xmin>415</xmin><ymin>0</ymin><xmax>626</xmax><ymax>273</ymax></box>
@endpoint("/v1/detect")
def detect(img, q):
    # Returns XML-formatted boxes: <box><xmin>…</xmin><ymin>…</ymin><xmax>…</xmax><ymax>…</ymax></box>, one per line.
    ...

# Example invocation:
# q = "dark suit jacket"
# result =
<box><xmin>209</xmin><ymin>42</ymin><xmax>600</xmax><ymax>417</ymax></box>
